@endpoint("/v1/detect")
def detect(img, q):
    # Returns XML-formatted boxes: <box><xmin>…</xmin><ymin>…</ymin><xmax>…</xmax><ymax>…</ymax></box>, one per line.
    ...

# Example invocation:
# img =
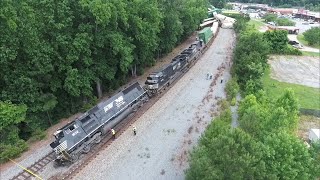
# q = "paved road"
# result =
<box><xmin>63</xmin><ymin>29</ymin><xmax>236</xmax><ymax>180</ymax></box>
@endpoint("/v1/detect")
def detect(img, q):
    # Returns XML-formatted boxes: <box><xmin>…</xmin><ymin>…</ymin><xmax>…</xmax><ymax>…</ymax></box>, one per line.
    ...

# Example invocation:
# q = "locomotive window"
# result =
<box><xmin>69</xmin><ymin>125</ymin><xmax>75</xmax><ymax>131</ymax></box>
<box><xmin>80</xmin><ymin>116</ymin><xmax>91</xmax><ymax>124</ymax></box>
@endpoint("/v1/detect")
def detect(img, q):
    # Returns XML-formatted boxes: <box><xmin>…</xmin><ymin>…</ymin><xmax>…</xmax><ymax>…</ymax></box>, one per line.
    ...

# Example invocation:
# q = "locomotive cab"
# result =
<box><xmin>145</xmin><ymin>74</ymin><xmax>160</xmax><ymax>90</ymax></box>
<box><xmin>50</xmin><ymin>120</ymin><xmax>88</xmax><ymax>162</ymax></box>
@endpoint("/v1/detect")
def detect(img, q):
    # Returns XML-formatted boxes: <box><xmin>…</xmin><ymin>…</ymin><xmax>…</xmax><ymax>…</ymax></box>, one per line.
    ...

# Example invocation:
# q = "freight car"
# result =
<box><xmin>50</xmin><ymin>82</ymin><xmax>148</xmax><ymax>165</ymax></box>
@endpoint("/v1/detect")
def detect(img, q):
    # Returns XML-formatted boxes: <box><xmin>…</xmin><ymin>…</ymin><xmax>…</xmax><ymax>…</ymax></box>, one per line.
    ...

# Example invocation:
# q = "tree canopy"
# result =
<box><xmin>0</xmin><ymin>0</ymin><xmax>208</xmax><ymax>161</ymax></box>
<box><xmin>303</xmin><ymin>27</ymin><xmax>320</xmax><ymax>46</ymax></box>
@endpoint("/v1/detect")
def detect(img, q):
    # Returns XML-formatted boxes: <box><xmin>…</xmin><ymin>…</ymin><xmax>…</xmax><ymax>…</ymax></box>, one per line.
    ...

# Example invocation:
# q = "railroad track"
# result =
<box><xmin>10</xmin><ymin>152</ymin><xmax>55</xmax><ymax>180</ymax></box>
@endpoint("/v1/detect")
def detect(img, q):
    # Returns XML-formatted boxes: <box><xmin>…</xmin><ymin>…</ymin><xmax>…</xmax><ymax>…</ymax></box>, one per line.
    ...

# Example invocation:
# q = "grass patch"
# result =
<box><xmin>302</xmin><ymin>51</ymin><xmax>320</xmax><ymax>57</ymax></box>
<box><xmin>262</xmin><ymin>69</ymin><xmax>320</xmax><ymax>110</ymax></box>
<box><xmin>297</xmin><ymin>34</ymin><xmax>320</xmax><ymax>49</ymax></box>
<box><xmin>248</xmin><ymin>19</ymin><xmax>265</xmax><ymax>30</ymax></box>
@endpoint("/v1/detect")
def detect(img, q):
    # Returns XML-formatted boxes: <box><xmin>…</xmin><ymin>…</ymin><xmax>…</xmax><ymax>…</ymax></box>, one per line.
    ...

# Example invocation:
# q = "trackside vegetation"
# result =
<box><xmin>0</xmin><ymin>0</ymin><xmax>208</xmax><ymax>162</ymax></box>
<box><xmin>186</xmin><ymin>14</ymin><xmax>320</xmax><ymax>179</ymax></box>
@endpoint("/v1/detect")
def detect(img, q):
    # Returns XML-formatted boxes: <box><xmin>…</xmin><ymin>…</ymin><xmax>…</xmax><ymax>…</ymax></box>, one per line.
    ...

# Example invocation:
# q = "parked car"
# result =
<box><xmin>292</xmin><ymin>44</ymin><xmax>303</xmax><ymax>49</ymax></box>
<box><xmin>288</xmin><ymin>40</ymin><xmax>299</xmax><ymax>45</ymax></box>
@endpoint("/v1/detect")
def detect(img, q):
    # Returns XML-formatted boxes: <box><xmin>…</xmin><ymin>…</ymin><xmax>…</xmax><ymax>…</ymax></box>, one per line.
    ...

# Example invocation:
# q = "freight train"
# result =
<box><xmin>50</xmin><ymin>26</ymin><xmax>218</xmax><ymax>166</ymax></box>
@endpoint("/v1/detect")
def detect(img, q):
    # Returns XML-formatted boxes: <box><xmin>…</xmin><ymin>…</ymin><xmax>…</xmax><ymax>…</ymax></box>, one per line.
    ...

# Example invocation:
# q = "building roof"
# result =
<box><xmin>276</xmin><ymin>26</ymin><xmax>299</xmax><ymax>30</ymax></box>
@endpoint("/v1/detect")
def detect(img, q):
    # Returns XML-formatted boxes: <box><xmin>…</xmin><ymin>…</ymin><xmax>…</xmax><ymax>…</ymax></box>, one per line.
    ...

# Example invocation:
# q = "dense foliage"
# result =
<box><xmin>187</xmin><ymin>14</ymin><xmax>319</xmax><ymax>179</ymax></box>
<box><xmin>186</xmin><ymin>120</ymin><xmax>269</xmax><ymax>179</ymax></box>
<box><xmin>0</xmin><ymin>0</ymin><xmax>208</xmax><ymax>162</ymax></box>
<box><xmin>209</xmin><ymin>0</ymin><xmax>226</xmax><ymax>8</ymax></box>
<box><xmin>0</xmin><ymin>101</ymin><xmax>28</xmax><ymax>162</ymax></box>
<box><xmin>187</xmin><ymin>90</ymin><xmax>320</xmax><ymax>179</ymax></box>
<box><xmin>303</xmin><ymin>27</ymin><xmax>320</xmax><ymax>46</ymax></box>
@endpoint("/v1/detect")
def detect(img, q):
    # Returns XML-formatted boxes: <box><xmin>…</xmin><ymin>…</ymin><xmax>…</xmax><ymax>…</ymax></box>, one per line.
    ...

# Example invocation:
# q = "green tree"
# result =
<box><xmin>263</xmin><ymin>30</ymin><xmax>289</xmax><ymax>54</ymax></box>
<box><xmin>209</xmin><ymin>0</ymin><xmax>226</xmax><ymax>9</ymax></box>
<box><xmin>263</xmin><ymin>14</ymin><xmax>277</xmax><ymax>23</ymax></box>
<box><xmin>225</xmin><ymin>78</ymin><xmax>239</xmax><ymax>101</ymax></box>
<box><xmin>186</xmin><ymin>120</ymin><xmax>268</xmax><ymax>179</ymax></box>
<box><xmin>0</xmin><ymin>101</ymin><xmax>28</xmax><ymax>162</ymax></box>
<box><xmin>264</xmin><ymin>132</ymin><xmax>319</xmax><ymax>179</ymax></box>
<box><xmin>303</xmin><ymin>27</ymin><xmax>320</xmax><ymax>46</ymax></box>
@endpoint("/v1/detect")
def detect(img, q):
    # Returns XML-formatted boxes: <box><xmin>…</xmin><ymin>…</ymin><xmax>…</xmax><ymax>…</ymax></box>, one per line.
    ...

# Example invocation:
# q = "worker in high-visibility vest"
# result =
<box><xmin>111</xmin><ymin>129</ymin><xmax>116</xmax><ymax>140</ymax></box>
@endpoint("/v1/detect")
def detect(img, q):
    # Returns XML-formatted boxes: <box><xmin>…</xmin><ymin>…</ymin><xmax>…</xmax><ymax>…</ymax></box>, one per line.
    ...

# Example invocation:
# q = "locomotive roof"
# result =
<box><xmin>150</xmin><ymin>64</ymin><xmax>172</xmax><ymax>74</ymax></box>
<box><xmin>58</xmin><ymin>82</ymin><xmax>143</xmax><ymax>131</ymax></box>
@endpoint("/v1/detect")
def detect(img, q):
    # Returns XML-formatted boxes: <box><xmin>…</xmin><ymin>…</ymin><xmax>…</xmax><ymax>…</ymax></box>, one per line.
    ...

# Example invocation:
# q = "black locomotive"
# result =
<box><xmin>50</xmin><ymin>39</ymin><xmax>205</xmax><ymax>166</ymax></box>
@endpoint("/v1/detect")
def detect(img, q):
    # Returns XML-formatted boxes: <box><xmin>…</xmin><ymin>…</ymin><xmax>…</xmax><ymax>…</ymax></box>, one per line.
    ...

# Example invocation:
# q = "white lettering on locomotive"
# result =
<box><xmin>115</xmin><ymin>96</ymin><xmax>125</xmax><ymax>108</ymax></box>
<box><xmin>72</xmin><ymin>130</ymin><xmax>79</xmax><ymax>136</ymax></box>
<box><xmin>104</xmin><ymin>102</ymin><xmax>113</xmax><ymax>112</ymax></box>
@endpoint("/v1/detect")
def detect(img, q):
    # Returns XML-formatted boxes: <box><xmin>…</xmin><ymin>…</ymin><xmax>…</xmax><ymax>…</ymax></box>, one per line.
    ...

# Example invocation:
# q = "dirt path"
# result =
<box><xmin>0</xmin><ymin>33</ymin><xmax>197</xmax><ymax>179</ymax></box>
<box><xmin>269</xmin><ymin>55</ymin><xmax>320</xmax><ymax>88</ymax></box>
<box><xmin>53</xmin><ymin>29</ymin><xmax>235</xmax><ymax>180</ymax></box>
<box><xmin>288</xmin><ymin>34</ymin><xmax>320</xmax><ymax>53</ymax></box>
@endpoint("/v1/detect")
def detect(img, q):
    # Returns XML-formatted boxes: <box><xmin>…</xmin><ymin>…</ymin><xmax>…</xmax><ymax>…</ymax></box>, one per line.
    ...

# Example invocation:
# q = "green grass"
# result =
<box><xmin>248</xmin><ymin>19</ymin><xmax>265</xmax><ymax>30</ymax></box>
<box><xmin>297</xmin><ymin>34</ymin><xmax>320</xmax><ymax>49</ymax></box>
<box><xmin>262</xmin><ymin>69</ymin><xmax>320</xmax><ymax>110</ymax></box>
<box><xmin>302</xmin><ymin>51</ymin><xmax>320</xmax><ymax>57</ymax></box>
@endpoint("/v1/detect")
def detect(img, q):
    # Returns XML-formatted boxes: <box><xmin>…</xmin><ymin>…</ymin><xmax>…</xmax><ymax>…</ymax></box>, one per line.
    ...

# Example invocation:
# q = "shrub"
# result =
<box><xmin>263</xmin><ymin>14</ymin><xmax>277</xmax><ymax>23</ymax></box>
<box><xmin>283</xmin><ymin>45</ymin><xmax>303</xmax><ymax>55</ymax></box>
<box><xmin>29</xmin><ymin>129</ymin><xmax>47</xmax><ymax>142</ymax></box>
<box><xmin>226</xmin><ymin>78</ymin><xmax>239</xmax><ymax>101</ymax></box>
<box><xmin>231</xmin><ymin>97</ymin><xmax>236</xmax><ymax>106</ymax></box>
<box><xmin>0</xmin><ymin>140</ymin><xmax>28</xmax><ymax>163</ymax></box>
<box><xmin>217</xmin><ymin>99</ymin><xmax>229</xmax><ymax>111</ymax></box>
<box><xmin>303</xmin><ymin>27</ymin><xmax>320</xmax><ymax>46</ymax></box>
<box><xmin>218</xmin><ymin>108</ymin><xmax>232</xmax><ymax>124</ymax></box>
<box><xmin>275</xmin><ymin>18</ymin><xmax>295</xmax><ymax>26</ymax></box>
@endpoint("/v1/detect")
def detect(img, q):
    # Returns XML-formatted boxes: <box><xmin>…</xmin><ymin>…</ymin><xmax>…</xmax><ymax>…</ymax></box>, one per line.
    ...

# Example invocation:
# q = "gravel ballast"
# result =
<box><xmin>68</xmin><ymin>29</ymin><xmax>235</xmax><ymax>180</ymax></box>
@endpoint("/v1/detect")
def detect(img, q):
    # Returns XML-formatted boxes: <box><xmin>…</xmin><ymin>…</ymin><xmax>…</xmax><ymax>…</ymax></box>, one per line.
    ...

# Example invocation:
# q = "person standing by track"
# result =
<box><xmin>111</xmin><ymin>128</ymin><xmax>116</xmax><ymax>140</ymax></box>
<box><xmin>133</xmin><ymin>126</ymin><xmax>137</xmax><ymax>136</ymax></box>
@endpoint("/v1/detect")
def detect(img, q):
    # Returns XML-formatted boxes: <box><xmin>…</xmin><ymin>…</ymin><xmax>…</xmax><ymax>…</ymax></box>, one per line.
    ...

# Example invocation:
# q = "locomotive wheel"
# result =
<box><xmin>82</xmin><ymin>144</ymin><xmax>91</xmax><ymax>153</ymax></box>
<box><xmin>71</xmin><ymin>153</ymin><xmax>79</xmax><ymax>162</ymax></box>
<box><xmin>94</xmin><ymin>134</ymin><xmax>102</xmax><ymax>144</ymax></box>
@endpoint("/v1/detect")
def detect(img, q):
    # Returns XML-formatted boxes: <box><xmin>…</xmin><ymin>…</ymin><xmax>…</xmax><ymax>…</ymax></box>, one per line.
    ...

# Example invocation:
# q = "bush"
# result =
<box><xmin>0</xmin><ymin>140</ymin><xmax>28</xmax><ymax>163</ymax></box>
<box><xmin>28</xmin><ymin>129</ymin><xmax>47</xmax><ymax>142</ymax></box>
<box><xmin>218</xmin><ymin>108</ymin><xmax>232</xmax><ymax>124</ymax></box>
<box><xmin>231</xmin><ymin>97</ymin><xmax>236</xmax><ymax>106</ymax></box>
<box><xmin>303</xmin><ymin>27</ymin><xmax>320</xmax><ymax>46</ymax></box>
<box><xmin>263</xmin><ymin>14</ymin><xmax>277</xmax><ymax>23</ymax></box>
<box><xmin>283</xmin><ymin>45</ymin><xmax>303</xmax><ymax>55</ymax></box>
<box><xmin>275</xmin><ymin>18</ymin><xmax>295</xmax><ymax>26</ymax></box>
<box><xmin>217</xmin><ymin>99</ymin><xmax>229</xmax><ymax>111</ymax></box>
<box><xmin>226</xmin><ymin>78</ymin><xmax>239</xmax><ymax>101</ymax></box>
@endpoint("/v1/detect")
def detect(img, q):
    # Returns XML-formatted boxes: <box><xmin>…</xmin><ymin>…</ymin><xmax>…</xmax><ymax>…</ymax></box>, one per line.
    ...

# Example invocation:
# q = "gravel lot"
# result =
<box><xmin>269</xmin><ymin>55</ymin><xmax>320</xmax><ymax>88</ymax></box>
<box><xmin>67</xmin><ymin>29</ymin><xmax>234</xmax><ymax>180</ymax></box>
